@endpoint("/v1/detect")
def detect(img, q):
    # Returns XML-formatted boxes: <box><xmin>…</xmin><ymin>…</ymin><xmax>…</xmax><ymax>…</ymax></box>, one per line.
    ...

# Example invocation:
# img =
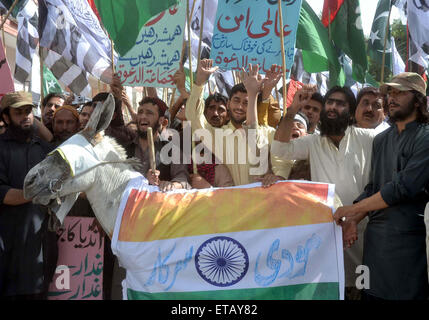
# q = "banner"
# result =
<box><xmin>48</xmin><ymin>217</ymin><xmax>104</xmax><ymax>300</ymax></box>
<box><xmin>116</xmin><ymin>1</ymin><xmax>186</xmax><ymax>87</ymax></box>
<box><xmin>112</xmin><ymin>177</ymin><xmax>344</xmax><ymax>300</ymax></box>
<box><xmin>209</xmin><ymin>0</ymin><xmax>302</xmax><ymax>75</ymax></box>
<box><xmin>0</xmin><ymin>38</ymin><xmax>14</xmax><ymax>101</ymax></box>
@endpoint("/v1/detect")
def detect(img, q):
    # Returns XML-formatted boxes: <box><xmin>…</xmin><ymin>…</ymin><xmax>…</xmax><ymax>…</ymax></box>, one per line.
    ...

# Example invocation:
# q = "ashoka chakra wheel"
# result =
<box><xmin>195</xmin><ymin>236</ymin><xmax>249</xmax><ymax>287</ymax></box>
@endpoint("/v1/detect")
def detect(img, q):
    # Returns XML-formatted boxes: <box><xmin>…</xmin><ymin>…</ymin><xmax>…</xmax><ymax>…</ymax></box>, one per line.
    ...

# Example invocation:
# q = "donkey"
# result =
<box><xmin>24</xmin><ymin>94</ymin><xmax>143</xmax><ymax>237</ymax></box>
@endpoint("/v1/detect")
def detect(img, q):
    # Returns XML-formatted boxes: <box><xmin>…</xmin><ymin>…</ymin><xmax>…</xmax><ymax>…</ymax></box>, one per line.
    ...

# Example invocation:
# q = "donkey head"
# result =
<box><xmin>24</xmin><ymin>94</ymin><xmax>116</xmax><ymax>225</ymax></box>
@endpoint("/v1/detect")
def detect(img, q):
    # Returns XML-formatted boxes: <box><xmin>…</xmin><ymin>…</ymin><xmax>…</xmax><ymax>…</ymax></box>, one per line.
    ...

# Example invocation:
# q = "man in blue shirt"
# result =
<box><xmin>334</xmin><ymin>72</ymin><xmax>429</xmax><ymax>300</ymax></box>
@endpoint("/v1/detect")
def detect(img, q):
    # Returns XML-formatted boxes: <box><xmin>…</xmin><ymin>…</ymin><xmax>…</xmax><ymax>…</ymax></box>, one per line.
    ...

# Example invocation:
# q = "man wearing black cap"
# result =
<box><xmin>0</xmin><ymin>91</ymin><xmax>57</xmax><ymax>299</ymax></box>
<box><xmin>335</xmin><ymin>72</ymin><xmax>429</xmax><ymax>300</ymax></box>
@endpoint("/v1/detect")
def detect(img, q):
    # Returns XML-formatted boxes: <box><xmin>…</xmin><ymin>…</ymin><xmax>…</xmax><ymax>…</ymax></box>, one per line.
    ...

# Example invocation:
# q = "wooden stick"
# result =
<box><xmin>278</xmin><ymin>0</ymin><xmax>287</xmax><ymax>116</ymax></box>
<box><xmin>197</xmin><ymin>0</ymin><xmax>205</xmax><ymax>69</ymax></box>
<box><xmin>186</xmin><ymin>0</ymin><xmax>193</xmax><ymax>89</ymax></box>
<box><xmin>1</xmin><ymin>15</ymin><xmax>7</xmax><ymax>59</ymax></box>
<box><xmin>0</xmin><ymin>0</ymin><xmax>19</xmax><ymax>31</ymax></box>
<box><xmin>191</xmin><ymin>140</ymin><xmax>197</xmax><ymax>174</ymax></box>
<box><xmin>380</xmin><ymin>5</ymin><xmax>393</xmax><ymax>84</ymax></box>
<box><xmin>110</xmin><ymin>38</ymin><xmax>115</xmax><ymax>74</ymax></box>
<box><xmin>147</xmin><ymin>127</ymin><xmax>156</xmax><ymax>173</ymax></box>
<box><xmin>169</xmin><ymin>87</ymin><xmax>176</xmax><ymax>111</ymax></box>
<box><xmin>39</xmin><ymin>46</ymin><xmax>44</xmax><ymax>106</ymax></box>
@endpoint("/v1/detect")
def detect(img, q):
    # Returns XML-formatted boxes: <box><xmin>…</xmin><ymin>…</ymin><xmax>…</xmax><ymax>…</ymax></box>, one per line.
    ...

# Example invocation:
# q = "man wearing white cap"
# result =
<box><xmin>334</xmin><ymin>72</ymin><xmax>429</xmax><ymax>300</ymax></box>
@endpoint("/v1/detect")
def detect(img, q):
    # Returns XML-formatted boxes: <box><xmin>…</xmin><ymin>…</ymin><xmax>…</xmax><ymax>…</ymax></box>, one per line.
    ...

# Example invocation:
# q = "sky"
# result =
<box><xmin>306</xmin><ymin>0</ymin><xmax>400</xmax><ymax>37</ymax></box>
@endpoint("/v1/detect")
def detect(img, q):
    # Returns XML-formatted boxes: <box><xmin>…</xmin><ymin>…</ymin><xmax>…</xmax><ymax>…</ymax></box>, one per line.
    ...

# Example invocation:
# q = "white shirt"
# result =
<box><xmin>271</xmin><ymin>126</ymin><xmax>378</xmax><ymax>205</ymax></box>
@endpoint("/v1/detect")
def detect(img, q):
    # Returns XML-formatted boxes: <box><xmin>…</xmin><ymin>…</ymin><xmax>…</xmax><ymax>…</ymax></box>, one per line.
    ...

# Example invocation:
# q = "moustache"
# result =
<box><xmin>389</xmin><ymin>102</ymin><xmax>400</xmax><ymax>108</ymax></box>
<box><xmin>363</xmin><ymin>112</ymin><xmax>374</xmax><ymax>117</ymax></box>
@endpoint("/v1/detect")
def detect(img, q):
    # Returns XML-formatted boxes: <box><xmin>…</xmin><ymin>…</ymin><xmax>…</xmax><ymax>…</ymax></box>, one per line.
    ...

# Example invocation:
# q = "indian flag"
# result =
<box><xmin>111</xmin><ymin>177</ymin><xmax>344</xmax><ymax>300</ymax></box>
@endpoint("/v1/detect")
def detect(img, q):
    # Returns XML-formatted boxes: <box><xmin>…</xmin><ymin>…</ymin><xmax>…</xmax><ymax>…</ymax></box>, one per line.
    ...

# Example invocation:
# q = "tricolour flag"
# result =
<box><xmin>112</xmin><ymin>177</ymin><xmax>344</xmax><ymax>300</ymax></box>
<box><xmin>321</xmin><ymin>0</ymin><xmax>368</xmax><ymax>83</ymax></box>
<box><xmin>94</xmin><ymin>0</ymin><xmax>178</xmax><ymax>57</ymax></box>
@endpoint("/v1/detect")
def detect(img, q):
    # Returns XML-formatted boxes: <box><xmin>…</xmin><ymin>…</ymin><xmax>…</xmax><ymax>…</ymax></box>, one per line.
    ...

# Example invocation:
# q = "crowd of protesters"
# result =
<box><xmin>1</xmin><ymin>58</ymin><xmax>429</xmax><ymax>300</ymax></box>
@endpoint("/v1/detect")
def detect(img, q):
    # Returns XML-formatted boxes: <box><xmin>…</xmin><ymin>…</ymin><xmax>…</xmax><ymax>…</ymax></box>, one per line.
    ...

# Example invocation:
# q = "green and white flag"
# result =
<box><xmin>322</xmin><ymin>0</ymin><xmax>368</xmax><ymax>83</ymax></box>
<box><xmin>367</xmin><ymin>0</ymin><xmax>392</xmax><ymax>71</ymax></box>
<box><xmin>43</xmin><ymin>66</ymin><xmax>63</xmax><ymax>96</ymax></box>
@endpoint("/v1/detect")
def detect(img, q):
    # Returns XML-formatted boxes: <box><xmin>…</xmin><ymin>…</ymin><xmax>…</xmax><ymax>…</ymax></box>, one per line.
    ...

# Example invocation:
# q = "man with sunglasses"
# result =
<box><xmin>271</xmin><ymin>85</ymin><xmax>379</xmax><ymax>299</ymax></box>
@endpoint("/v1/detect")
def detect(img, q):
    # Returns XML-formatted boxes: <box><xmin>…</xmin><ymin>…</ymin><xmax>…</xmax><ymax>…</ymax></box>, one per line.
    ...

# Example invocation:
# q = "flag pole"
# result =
<box><xmin>278</xmin><ymin>0</ymin><xmax>287</xmax><ymax>116</ymax></box>
<box><xmin>380</xmin><ymin>4</ymin><xmax>392</xmax><ymax>85</ymax></box>
<box><xmin>186</xmin><ymin>0</ymin><xmax>193</xmax><ymax>90</ymax></box>
<box><xmin>110</xmin><ymin>37</ymin><xmax>115</xmax><ymax>75</ymax></box>
<box><xmin>1</xmin><ymin>15</ymin><xmax>6</xmax><ymax>55</ymax></box>
<box><xmin>39</xmin><ymin>46</ymin><xmax>44</xmax><ymax>107</ymax></box>
<box><xmin>197</xmin><ymin>0</ymin><xmax>205</xmax><ymax>69</ymax></box>
<box><xmin>0</xmin><ymin>0</ymin><xmax>19</xmax><ymax>31</ymax></box>
<box><xmin>192</xmin><ymin>140</ymin><xmax>197</xmax><ymax>175</ymax></box>
<box><xmin>147</xmin><ymin>127</ymin><xmax>157</xmax><ymax>174</ymax></box>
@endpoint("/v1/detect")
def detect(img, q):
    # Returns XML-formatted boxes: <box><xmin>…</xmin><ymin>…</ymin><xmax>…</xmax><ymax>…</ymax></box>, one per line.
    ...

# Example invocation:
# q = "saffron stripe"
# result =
<box><xmin>118</xmin><ymin>181</ymin><xmax>332</xmax><ymax>242</ymax></box>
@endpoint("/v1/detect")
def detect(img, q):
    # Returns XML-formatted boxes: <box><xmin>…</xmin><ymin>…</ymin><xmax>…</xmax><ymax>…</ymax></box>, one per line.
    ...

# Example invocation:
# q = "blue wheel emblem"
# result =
<box><xmin>195</xmin><ymin>236</ymin><xmax>249</xmax><ymax>287</ymax></box>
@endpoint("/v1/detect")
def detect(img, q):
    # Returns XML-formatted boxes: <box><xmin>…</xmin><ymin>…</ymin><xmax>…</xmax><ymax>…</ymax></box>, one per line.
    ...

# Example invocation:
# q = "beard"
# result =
<box><xmin>319</xmin><ymin>109</ymin><xmax>351</xmax><ymax>136</ymax></box>
<box><xmin>137</xmin><ymin>122</ymin><xmax>161</xmax><ymax>139</ymax></box>
<box><xmin>388</xmin><ymin>98</ymin><xmax>416</xmax><ymax>123</ymax></box>
<box><xmin>8</xmin><ymin>119</ymin><xmax>35</xmax><ymax>142</ymax></box>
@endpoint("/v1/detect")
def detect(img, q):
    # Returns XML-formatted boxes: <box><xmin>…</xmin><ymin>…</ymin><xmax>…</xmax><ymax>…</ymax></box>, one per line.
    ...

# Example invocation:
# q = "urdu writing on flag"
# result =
<box><xmin>112</xmin><ymin>177</ymin><xmax>344</xmax><ymax>300</ymax></box>
<box><xmin>209</xmin><ymin>0</ymin><xmax>302</xmax><ymax>75</ymax></box>
<box><xmin>117</xmin><ymin>1</ymin><xmax>186</xmax><ymax>87</ymax></box>
<box><xmin>94</xmin><ymin>0</ymin><xmax>178</xmax><ymax>57</ymax></box>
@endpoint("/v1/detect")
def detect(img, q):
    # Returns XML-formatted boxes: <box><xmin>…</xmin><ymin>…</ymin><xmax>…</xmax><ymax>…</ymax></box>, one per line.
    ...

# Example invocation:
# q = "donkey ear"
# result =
<box><xmin>83</xmin><ymin>93</ymin><xmax>115</xmax><ymax>139</ymax></box>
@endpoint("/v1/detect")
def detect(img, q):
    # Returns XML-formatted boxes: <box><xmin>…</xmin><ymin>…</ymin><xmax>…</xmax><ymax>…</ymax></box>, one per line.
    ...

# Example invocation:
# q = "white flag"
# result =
<box><xmin>391</xmin><ymin>37</ymin><xmax>405</xmax><ymax>75</ymax></box>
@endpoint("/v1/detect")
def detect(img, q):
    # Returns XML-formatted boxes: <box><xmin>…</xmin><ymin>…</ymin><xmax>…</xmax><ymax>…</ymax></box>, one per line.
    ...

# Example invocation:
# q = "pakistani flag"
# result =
<box><xmin>94</xmin><ymin>0</ymin><xmax>178</xmax><ymax>56</ymax></box>
<box><xmin>296</xmin><ymin>0</ymin><xmax>345</xmax><ymax>88</ymax></box>
<box><xmin>322</xmin><ymin>0</ymin><xmax>368</xmax><ymax>83</ymax></box>
<box><xmin>112</xmin><ymin>177</ymin><xmax>344</xmax><ymax>300</ymax></box>
<box><xmin>367</xmin><ymin>0</ymin><xmax>392</xmax><ymax>72</ymax></box>
<box><xmin>43</xmin><ymin>66</ymin><xmax>63</xmax><ymax>96</ymax></box>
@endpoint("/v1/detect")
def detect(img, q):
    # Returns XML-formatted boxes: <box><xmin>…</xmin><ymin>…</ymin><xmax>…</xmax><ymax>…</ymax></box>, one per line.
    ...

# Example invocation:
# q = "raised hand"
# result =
<box><xmin>241</xmin><ymin>64</ymin><xmax>263</xmax><ymax>95</ymax></box>
<box><xmin>196</xmin><ymin>59</ymin><xmax>219</xmax><ymax>86</ymax></box>
<box><xmin>288</xmin><ymin>84</ymin><xmax>317</xmax><ymax>115</ymax></box>
<box><xmin>262</xmin><ymin>64</ymin><xmax>282</xmax><ymax>100</ymax></box>
<box><xmin>110</xmin><ymin>73</ymin><xmax>124</xmax><ymax>99</ymax></box>
<box><xmin>173</xmin><ymin>67</ymin><xmax>187</xmax><ymax>95</ymax></box>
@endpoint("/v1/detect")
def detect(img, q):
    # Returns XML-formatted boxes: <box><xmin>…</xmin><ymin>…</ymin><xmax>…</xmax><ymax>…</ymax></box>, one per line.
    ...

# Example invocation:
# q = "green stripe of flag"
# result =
<box><xmin>127</xmin><ymin>282</ymin><xmax>339</xmax><ymax>300</ymax></box>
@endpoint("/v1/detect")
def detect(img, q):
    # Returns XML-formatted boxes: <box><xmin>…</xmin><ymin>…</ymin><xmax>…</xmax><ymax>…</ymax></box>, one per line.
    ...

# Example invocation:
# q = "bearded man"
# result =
<box><xmin>0</xmin><ymin>92</ymin><xmax>57</xmax><ymax>299</ymax></box>
<box><xmin>271</xmin><ymin>85</ymin><xmax>379</xmax><ymax>299</ymax></box>
<box><xmin>334</xmin><ymin>72</ymin><xmax>429</xmax><ymax>300</ymax></box>
<box><xmin>126</xmin><ymin>96</ymin><xmax>190</xmax><ymax>192</ymax></box>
